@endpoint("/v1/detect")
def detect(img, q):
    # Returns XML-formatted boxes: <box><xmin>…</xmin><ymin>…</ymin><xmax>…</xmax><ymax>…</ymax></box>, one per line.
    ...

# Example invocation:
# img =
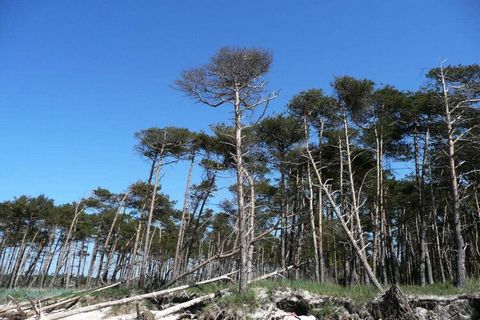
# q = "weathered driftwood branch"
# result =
<box><xmin>250</xmin><ymin>265</ymin><xmax>296</xmax><ymax>283</ymax></box>
<box><xmin>27</xmin><ymin>296</ymin><xmax>42</xmax><ymax>320</ymax></box>
<box><xmin>151</xmin><ymin>289</ymin><xmax>228</xmax><ymax>319</ymax></box>
<box><xmin>31</xmin><ymin>265</ymin><xmax>299</xmax><ymax>320</ymax></box>
<box><xmin>0</xmin><ymin>280</ymin><xmax>125</xmax><ymax>318</ymax></box>
<box><xmin>7</xmin><ymin>295</ymin><xmax>27</xmax><ymax>318</ymax></box>
<box><xmin>0</xmin><ymin>294</ymin><xmax>36</xmax><ymax>314</ymax></box>
<box><xmin>39</xmin><ymin>273</ymin><xmax>234</xmax><ymax>320</ymax></box>
<box><xmin>105</xmin><ymin>291</ymin><xmax>227</xmax><ymax>320</ymax></box>
<box><xmin>261</xmin><ymin>303</ymin><xmax>275</xmax><ymax>320</ymax></box>
<box><xmin>40</xmin><ymin>280</ymin><xmax>124</xmax><ymax>315</ymax></box>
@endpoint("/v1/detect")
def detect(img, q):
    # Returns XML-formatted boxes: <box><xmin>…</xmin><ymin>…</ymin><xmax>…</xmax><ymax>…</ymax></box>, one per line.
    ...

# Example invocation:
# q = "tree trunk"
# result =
<box><xmin>8</xmin><ymin>224</ymin><xmax>31</xmax><ymax>288</ymax></box>
<box><xmin>50</xmin><ymin>202</ymin><xmax>83</xmax><ymax>287</ymax></box>
<box><xmin>317</xmin><ymin>188</ymin><xmax>325</xmax><ymax>283</ymax></box>
<box><xmin>245</xmin><ymin>170</ymin><xmax>256</xmax><ymax>283</ymax></box>
<box><xmin>303</xmin><ymin>116</ymin><xmax>382</xmax><ymax>291</ymax></box>
<box><xmin>139</xmin><ymin>155</ymin><xmax>163</xmax><ymax>287</ymax></box>
<box><xmin>440</xmin><ymin>65</ymin><xmax>466</xmax><ymax>287</ymax></box>
<box><xmin>233</xmin><ymin>89</ymin><xmax>248</xmax><ymax>292</ymax></box>
<box><xmin>173</xmin><ymin>153</ymin><xmax>195</xmax><ymax>279</ymax></box>
<box><xmin>306</xmin><ymin>163</ymin><xmax>321</xmax><ymax>282</ymax></box>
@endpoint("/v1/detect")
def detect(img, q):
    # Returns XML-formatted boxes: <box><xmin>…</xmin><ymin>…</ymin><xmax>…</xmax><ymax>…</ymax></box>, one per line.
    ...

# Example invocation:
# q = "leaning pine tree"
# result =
<box><xmin>175</xmin><ymin>47</ymin><xmax>277</xmax><ymax>292</ymax></box>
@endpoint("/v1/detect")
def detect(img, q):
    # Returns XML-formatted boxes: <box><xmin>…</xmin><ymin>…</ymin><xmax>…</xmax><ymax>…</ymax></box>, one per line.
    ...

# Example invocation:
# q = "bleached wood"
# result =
<box><xmin>38</xmin><ymin>274</ymin><xmax>232</xmax><ymax>320</ymax></box>
<box><xmin>151</xmin><ymin>290</ymin><xmax>226</xmax><ymax>319</ymax></box>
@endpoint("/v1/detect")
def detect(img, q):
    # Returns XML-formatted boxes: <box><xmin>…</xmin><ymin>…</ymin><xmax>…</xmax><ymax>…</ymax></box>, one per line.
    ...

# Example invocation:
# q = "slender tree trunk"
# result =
<box><xmin>76</xmin><ymin>238</ymin><xmax>86</xmax><ymax>287</ymax></box>
<box><xmin>24</xmin><ymin>239</ymin><xmax>46</xmax><ymax>285</ymax></box>
<box><xmin>341</xmin><ymin>111</ymin><xmax>367</xmax><ymax>268</ymax></box>
<box><xmin>280</xmin><ymin>166</ymin><xmax>287</xmax><ymax>270</ymax></box>
<box><xmin>173</xmin><ymin>153</ymin><xmax>195</xmax><ymax>279</ymax></box>
<box><xmin>245</xmin><ymin>171</ymin><xmax>256</xmax><ymax>283</ymax></box>
<box><xmin>316</xmin><ymin>124</ymin><xmax>325</xmax><ymax>283</ymax></box>
<box><xmin>440</xmin><ymin>65</ymin><xmax>466</xmax><ymax>287</ymax></box>
<box><xmin>0</xmin><ymin>231</ymin><xmax>9</xmax><ymax>276</ymax></box>
<box><xmin>139</xmin><ymin>155</ymin><xmax>163</xmax><ymax>287</ymax></box>
<box><xmin>306</xmin><ymin>163</ymin><xmax>321</xmax><ymax>282</ymax></box>
<box><xmin>303</xmin><ymin>116</ymin><xmax>382</xmax><ymax>290</ymax></box>
<box><xmin>233</xmin><ymin>89</ymin><xmax>248</xmax><ymax>292</ymax></box>
<box><xmin>86</xmin><ymin>236</ymin><xmax>100</xmax><ymax>288</ymax></box>
<box><xmin>317</xmin><ymin>188</ymin><xmax>325</xmax><ymax>283</ymax></box>
<box><xmin>50</xmin><ymin>202</ymin><xmax>83</xmax><ymax>287</ymax></box>
<box><xmin>414</xmin><ymin>129</ymin><xmax>427</xmax><ymax>286</ymax></box>
<box><xmin>8</xmin><ymin>224</ymin><xmax>31</xmax><ymax>288</ymax></box>
<box><xmin>100</xmin><ymin>192</ymin><xmax>129</xmax><ymax>283</ymax></box>
<box><xmin>65</xmin><ymin>241</ymin><xmax>75</xmax><ymax>288</ymax></box>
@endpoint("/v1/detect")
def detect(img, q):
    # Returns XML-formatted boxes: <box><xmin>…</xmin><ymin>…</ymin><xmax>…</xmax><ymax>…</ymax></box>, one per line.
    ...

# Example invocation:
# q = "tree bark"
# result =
<box><xmin>173</xmin><ymin>153</ymin><xmax>195</xmax><ymax>279</ymax></box>
<box><xmin>139</xmin><ymin>155</ymin><xmax>163</xmax><ymax>287</ymax></box>
<box><xmin>440</xmin><ymin>65</ymin><xmax>466</xmax><ymax>287</ymax></box>
<box><xmin>233</xmin><ymin>88</ymin><xmax>248</xmax><ymax>292</ymax></box>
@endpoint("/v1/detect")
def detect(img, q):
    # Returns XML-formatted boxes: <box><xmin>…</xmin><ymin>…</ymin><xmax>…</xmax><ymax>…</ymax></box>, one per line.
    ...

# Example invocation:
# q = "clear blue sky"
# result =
<box><xmin>1</xmin><ymin>0</ymin><xmax>479</xmax><ymax>206</ymax></box>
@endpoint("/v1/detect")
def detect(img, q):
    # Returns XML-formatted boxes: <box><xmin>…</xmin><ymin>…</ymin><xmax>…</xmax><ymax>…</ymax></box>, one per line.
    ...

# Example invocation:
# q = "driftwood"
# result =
<box><xmin>6</xmin><ymin>295</ymin><xmax>27</xmax><ymax>319</ymax></box>
<box><xmin>0</xmin><ymin>280</ymin><xmax>124</xmax><ymax>318</ymax></box>
<box><xmin>250</xmin><ymin>265</ymin><xmax>296</xmax><ymax>283</ymax></box>
<box><xmin>152</xmin><ymin>290</ymin><xmax>227</xmax><ymax>319</ymax></box>
<box><xmin>27</xmin><ymin>295</ymin><xmax>42</xmax><ymax>320</ymax></box>
<box><xmin>0</xmin><ymin>281</ymin><xmax>121</xmax><ymax>313</ymax></box>
<box><xmin>108</xmin><ymin>290</ymin><xmax>229</xmax><ymax>320</ymax></box>
<box><xmin>40</xmin><ymin>280</ymin><xmax>124</xmax><ymax>314</ymax></box>
<box><xmin>19</xmin><ymin>265</ymin><xmax>298</xmax><ymax>320</ymax></box>
<box><xmin>261</xmin><ymin>303</ymin><xmax>275</xmax><ymax>320</ymax></box>
<box><xmin>38</xmin><ymin>273</ymin><xmax>234</xmax><ymax>320</ymax></box>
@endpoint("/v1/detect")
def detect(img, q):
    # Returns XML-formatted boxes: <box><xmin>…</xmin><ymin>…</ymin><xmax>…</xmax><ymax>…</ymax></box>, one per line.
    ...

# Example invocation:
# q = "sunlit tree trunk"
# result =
<box><xmin>173</xmin><ymin>153</ymin><xmax>195</xmax><ymax>279</ymax></box>
<box><xmin>440</xmin><ymin>65</ymin><xmax>466</xmax><ymax>287</ymax></box>
<box><xmin>139</xmin><ymin>152</ymin><xmax>163</xmax><ymax>287</ymax></box>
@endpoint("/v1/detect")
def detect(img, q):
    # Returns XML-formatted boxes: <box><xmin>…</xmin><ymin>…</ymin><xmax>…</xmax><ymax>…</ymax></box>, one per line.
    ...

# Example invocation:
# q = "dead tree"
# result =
<box><xmin>303</xmin><ymin>116</ymin><xmax>383</xmax><ymax>291</ymax></box>
<box><xmin>176</xmin><ymin>47</ymin><xmax>277</xmax><ymax>292</ymax></box>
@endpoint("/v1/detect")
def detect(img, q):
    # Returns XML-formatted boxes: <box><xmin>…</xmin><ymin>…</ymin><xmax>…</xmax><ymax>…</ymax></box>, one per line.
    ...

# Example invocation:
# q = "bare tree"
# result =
<box><xmin>176</xmin><ymin>47</ymin><xmax>277</xmax><ymax>292</ymax></box>
<box><xmin>430</xmin><ymin>62</ymin><xmax>480</xmax><ymax>287</ymax></box>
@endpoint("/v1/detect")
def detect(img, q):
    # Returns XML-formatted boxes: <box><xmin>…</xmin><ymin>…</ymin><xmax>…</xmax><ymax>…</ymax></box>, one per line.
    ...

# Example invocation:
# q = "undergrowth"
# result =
<box><xmin>252</xmin><ymin>279</ymin><xmax>378</xmax><ymax>304</ymax></box>
<box><xmin>1</xmin><ymin>278</ymin><xmax>478</xmax><ymax>307</ymax></box>
<box><xmin>0</xmin><ymin>288</ymin><xmax>74</xmax><ymax>304</ymax></box>
<box><xmin>201</xmin><ymin>288</ymin><xmax>259</xmax><ymax>319</ymax></box>
<box><xmin>401</xmin><ymin>278</ymin><xmax>480</xmax><ymax>296</ymax></box>
<box><xmin>90</xmin><ymin>287</ymin><xmax>138</xmax><ymax>300</ymax></box>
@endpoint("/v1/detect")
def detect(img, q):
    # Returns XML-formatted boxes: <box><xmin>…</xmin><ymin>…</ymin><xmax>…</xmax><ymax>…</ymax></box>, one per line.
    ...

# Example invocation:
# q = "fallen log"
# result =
<box><xmin>5</xmin><ymin>295</ymin><xmax>27</xmax><ymax>319</ymax></box>
<box><xmin>33</xmin><ymin>265</ymin><xmax>299</xmax><ymax>320</ymax></box>
<box><xmin>250</xmin><ymin>265</ymin><xmax>296</xmax><ymax>283</ymax></box>
<box><xmin>39</xmin><ymin>280</ymin><xmax>124</xmax><ymax>314</ymax></box>
<box><xmin>0</xmin><ymin>281</ymin><xmax>122</xmax><ymax>313</ymax></box>
<box><xmin>0</xmin><ymin>280</ymin><xmax>125</xmax><ymax>318</ymax></box>
<box><xmin>38</xmin><ymin>273</ymin><xmax>234</xmax><ymax>320</ymax></box>
<box><xmin>107</xmin><ymin>290</ymin><xmax>229</xmax><ymax>320</ymax></box>
<box><xmin>151</xmin><ymin>289</ymin><xmax>228</xmax><ymax>319</ymax></box>
<box><xmin>261</xmin><ymin>303</ymin><xmax>275</xmax><ymax>320</ymax></box>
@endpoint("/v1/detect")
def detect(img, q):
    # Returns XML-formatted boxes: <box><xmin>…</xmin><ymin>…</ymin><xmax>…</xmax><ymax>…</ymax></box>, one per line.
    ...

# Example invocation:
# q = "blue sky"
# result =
<box><xmin>1</xmin><ymin>0</ymin><xmax>479</xmax><ymax>207</ymax></box>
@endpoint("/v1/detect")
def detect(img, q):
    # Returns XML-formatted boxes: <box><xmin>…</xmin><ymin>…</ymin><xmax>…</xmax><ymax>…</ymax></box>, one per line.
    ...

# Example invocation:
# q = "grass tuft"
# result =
<box><xmin>401</xmin><ymin>279</ymin><xmax>480</xmax><ymax>296</ymax></box>
<box><xmin>217</xmin><ymin>288</ymin><xmax>259</xmax><ymax>310</ymax></box>
<box><xmin>0</xmin><ymin>288</ymin><xmax>74</xmax><ymax>305</ymax></box>
<box><xmin>252</xmin><ymin>279</ymin><xmax>378</xmax><ymax>304</ymax></box>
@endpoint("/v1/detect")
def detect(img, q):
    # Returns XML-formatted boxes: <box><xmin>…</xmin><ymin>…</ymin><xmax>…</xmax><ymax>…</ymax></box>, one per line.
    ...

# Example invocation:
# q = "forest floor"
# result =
<box><xmin>1</xmin><ymin>279</ymin><xmax>479</xmax><ymax>319</ymax></box>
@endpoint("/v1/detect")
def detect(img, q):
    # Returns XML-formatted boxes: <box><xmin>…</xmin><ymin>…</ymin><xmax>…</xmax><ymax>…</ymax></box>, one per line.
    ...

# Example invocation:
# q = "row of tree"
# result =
<box><xmin>0</xmin><ymin>48</ymin><xmax>478</xmax><ymax>293</ymax></box>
